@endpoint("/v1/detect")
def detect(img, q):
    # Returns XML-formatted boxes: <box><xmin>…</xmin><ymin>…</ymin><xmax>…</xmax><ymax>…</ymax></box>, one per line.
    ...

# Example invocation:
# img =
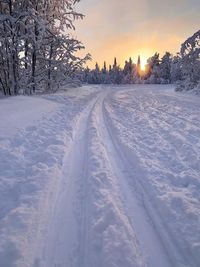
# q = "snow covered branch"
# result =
<box><xmin>0</xmin><ymin>0</ymin><xmax>89</xmax><ymax>95</ymax></box>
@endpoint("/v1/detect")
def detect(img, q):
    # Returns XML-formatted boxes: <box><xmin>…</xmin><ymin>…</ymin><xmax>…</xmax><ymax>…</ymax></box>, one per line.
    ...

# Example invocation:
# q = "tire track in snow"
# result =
<box><xmin>43</xmin><ymin>87</ymin><xmax>183</xmax><ymax>267</ymax></box>
<box><xmin>43</xmin><ymin>90</ymin><xmax>143</xmax><ymax>267</ymax></box>
<box><xmin>77</xmin><ymin>95</ymin><xmax>103</xmax><ymax>267</ymax></box>
<box><xmin>103</xmin><ymin>90</ymin><xmax>199</xmax><ymax>267</ymax></box>
<box><xmin>43</xmin><ymin>95</ymin><xmax>99</xmax><ymax>267</ymax></box>
<box><xmin>97</xmin><ymin>94</ymin><xmax>173</xmax><ymax>267</ymax></box>
<box><xmin>108</xmin><ymin>94</ymin><xmax>200</xmax><ymax>176</ymax></box>
<box><xmin>86</xmin><ymin>91</ymin><xmax>144</xmax><ymax>267</ymax></box>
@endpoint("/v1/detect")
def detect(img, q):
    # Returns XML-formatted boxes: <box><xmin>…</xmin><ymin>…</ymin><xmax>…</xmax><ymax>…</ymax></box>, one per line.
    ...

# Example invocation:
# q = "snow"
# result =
<box><xmin>0</xmin><ymin>85</ymin><xmax>200</xmax><ymax>267</ymax></box>
<box><xmin>0</xmin><ymin>96</ymin><xmax>60</xmax><ymax>137</ymax></box>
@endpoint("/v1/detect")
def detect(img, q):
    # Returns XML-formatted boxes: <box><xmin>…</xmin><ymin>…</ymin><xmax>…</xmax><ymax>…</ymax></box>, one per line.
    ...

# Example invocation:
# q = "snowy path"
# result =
<box><xmin>0</xmin><ymin>85</ymin><xmax>200</xmax><ymax>267</ymax></box>
<box><xmin>43</xmin><ymin>91</ymin><xmax>172</xmax><ymax>267</ymax></box>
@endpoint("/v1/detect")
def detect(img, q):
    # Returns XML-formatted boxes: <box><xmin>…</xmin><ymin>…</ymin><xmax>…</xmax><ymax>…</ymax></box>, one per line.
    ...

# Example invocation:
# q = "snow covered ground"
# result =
<box><xmin>0</xmin><ymin>85</ymin><xmax>200</xmax><ymax>267</ymax></box>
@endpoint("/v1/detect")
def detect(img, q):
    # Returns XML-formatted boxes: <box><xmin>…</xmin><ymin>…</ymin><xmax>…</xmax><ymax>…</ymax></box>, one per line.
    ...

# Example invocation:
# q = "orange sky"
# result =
<box><xmin>74</xmin><ymin>0</ymin><xmax>200</xmax><ymax>68</ymax></box>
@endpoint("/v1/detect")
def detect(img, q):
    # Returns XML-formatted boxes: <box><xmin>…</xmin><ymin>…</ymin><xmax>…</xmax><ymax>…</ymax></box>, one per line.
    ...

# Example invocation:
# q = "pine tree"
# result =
<box><xmin>113</xmin><ymin>57</ymin><xmax>117</xmax><ymax>69</ymax></box>
<box><xmin>146</xmin><ymin>53</ymin><xmax>160</xmax><ymax>83</ymax></box>
<box><xmin>123</xmin><ymin>57</ymin><xmax>135</xmax><ymax>83</ymax></box>
<box><xmin>102</xmin><ymin>61</ymin><xmax>107</xmax><ymax>74</ymax></box>
<box><xmin>136</xmin><ymin>55</ymin><xmax>141</xmax><ymax>77</ymax></box>
<box><xmin>170</xmin><ymin>54</ymin><xmax>182</xmax><ymax>83</ymax></box>
<box><xmin>160</xmin><ymin>52</ymin><xmax>172</xmax><ymax>83</ymax></box>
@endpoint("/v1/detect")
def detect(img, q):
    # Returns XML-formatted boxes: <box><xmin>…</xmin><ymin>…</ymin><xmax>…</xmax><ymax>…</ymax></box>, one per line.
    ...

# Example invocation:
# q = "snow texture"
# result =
<box><xmin>0</xmin><ymin>85</ymin><xmax>199</xmax><ymax>267</ymax></box>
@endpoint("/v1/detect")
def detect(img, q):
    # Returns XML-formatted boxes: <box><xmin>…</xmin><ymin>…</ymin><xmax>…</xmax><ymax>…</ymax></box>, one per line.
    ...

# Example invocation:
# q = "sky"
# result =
<box><xmin>74</xmin><ymin>0</ymin><xmax>200</xmax><ymax>68</ymax></box>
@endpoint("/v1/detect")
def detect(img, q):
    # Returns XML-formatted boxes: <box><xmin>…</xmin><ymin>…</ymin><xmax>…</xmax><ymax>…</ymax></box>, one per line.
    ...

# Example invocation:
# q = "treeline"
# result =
<box><xmin>81</xmin><ymin>30</ymin><xmax>200</xmax><ymax>93</ymax></box>
<box><xmin>81</xmin><ymin>53</ymin><xmax>173</xmax><ymax>85</ymax></box>
<box><xmin>0</xmin><ymin>0</ymin><xmax>89</xmax><ymax>96</ymax></box>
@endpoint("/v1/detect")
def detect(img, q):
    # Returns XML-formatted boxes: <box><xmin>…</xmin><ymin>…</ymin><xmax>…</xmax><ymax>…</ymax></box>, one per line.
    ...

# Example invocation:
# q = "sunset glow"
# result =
<box><xmin>0</xmin><ymin>0</ymin><xmax>200</xmax><ymax>264</ymax></box>
<box><xmin>75</xmin><ymin>0</ymin><xmax>200</xmax><ymax>67</ymax></box>
<box><xmin>140</xmin><ymin>58</ymin><xmax>147</xmax><ymax>71</ymax></box>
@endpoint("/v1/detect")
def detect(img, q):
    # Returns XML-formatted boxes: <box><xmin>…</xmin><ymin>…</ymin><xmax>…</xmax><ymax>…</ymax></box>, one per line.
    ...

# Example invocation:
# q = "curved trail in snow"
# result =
<box><xmin>43</xmin><ymin>89</ymin><xmax>174</xmax><ymax>267</ymax></box>
<box><xmin>1</xmin><ymin>85</ymin><xmax>199</xmax><ymax>267</ymax></box>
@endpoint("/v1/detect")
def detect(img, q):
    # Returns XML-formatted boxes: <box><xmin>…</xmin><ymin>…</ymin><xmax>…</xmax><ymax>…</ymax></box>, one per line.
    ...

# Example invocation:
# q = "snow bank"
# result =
<box><xmin>0</xmin><ymin>84</ymin><xmax>199</xmax><ymax>267</ymax></box>
<box><xmin>0</xmin><ymin>87</ymin><xmax>99</xmax><ymax>267</ymax></box>
<box><xmin>0</xmin><ymin>96</ymin><xmax>60</xmax><ymax>137</ymax></box>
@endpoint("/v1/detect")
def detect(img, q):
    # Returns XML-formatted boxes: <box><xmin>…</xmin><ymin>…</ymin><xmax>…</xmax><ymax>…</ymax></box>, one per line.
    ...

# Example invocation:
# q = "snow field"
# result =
<box><xmin>0</xmin><ymin>84</ymin><xmax>200</xmax><ymax>267</ymax></box>
<box><xmin>104</xmin><ymin>85</ymin><xmax>200</xmax><ymax>267</ymax></box>
<box><xmin>0</xmin><ymin>87</ymin><xmax>100</xmax><ymax>267</ymax></box>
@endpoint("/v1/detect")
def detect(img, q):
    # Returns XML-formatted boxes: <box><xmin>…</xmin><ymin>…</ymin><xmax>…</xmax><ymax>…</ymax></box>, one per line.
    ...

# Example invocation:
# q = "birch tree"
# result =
<box><xmin>0</xmin><ymin>0</ymin><xmax>89</xmax><ymax>95</ymax></box>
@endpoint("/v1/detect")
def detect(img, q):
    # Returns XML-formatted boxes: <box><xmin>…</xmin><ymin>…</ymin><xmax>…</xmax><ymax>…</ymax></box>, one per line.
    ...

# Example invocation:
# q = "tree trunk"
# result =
<box><xmin>31</xmin><ymin>6</ymin><xmax>39</xmax><ymax>94</ymax></box>
<box><xmin>31</xmin><ymin>46</ymin><xmax>36</xmax><ymax>93</ymax></box>
<box><xmin>47</xmin><ymin>43</ymin><xmax>53</xmax><ymax>91</ymax></box>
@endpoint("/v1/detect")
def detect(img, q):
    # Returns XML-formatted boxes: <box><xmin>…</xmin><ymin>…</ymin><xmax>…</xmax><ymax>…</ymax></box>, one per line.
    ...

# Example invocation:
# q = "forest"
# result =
<box><xmin>0</xmin><ymin>2</ymin><xmax>200</xmax><ymax>267</ymax></box>
<box><xmin>81</xmin><ymin>30</ymin><xmax>200</xmax><ymax>93</ymax></box>
<box><xmin>0</xmin><ymin>0</ymin><xmax>89</xmax><ymax>96</ymax></box>
<box><xmin>0</xmin><ymin>0</ymin><xmax>199</xmax><ymax>96</ymax></box>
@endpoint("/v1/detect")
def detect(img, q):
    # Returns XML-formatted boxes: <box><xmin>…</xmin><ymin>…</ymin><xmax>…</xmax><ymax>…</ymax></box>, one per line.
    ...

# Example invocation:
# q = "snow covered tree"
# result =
<box><xmin>0</xmin><ymin>0</ymin><xmax>22</xmax><ymax>95</ymax></box>
<box><xmin>176</xmin><ymin>30</ymin><xmax>200</xmax><ymax>92</ymax></box>
<box><xmin>101</xmin><ymin>61</ymin><xmax>110</xmax><ymax>84</ymax></box>
<box><xmin>123</xmin><ymin>57</ymin><xmax>136</xmax><ymax>83</ymax></box>
<box><xmin>86</xmin><ymin>62</ymin><xmax>101</xmax><ymax>84</ymax></box>
<box><xmin>0</xmin><ymin>0</ymin><xmax>89</xmax><ymax>95</ymax></box>
<box><xmin>113</xmin><ymin>57</ymin><xmax>117</xmax><ymax>69</ymax></box>
<box><xmin>102</xmin><ymin>61</ymin><xmax>107</xmax><ymax>74</ymax></box>
<box><xmin>145</xmin><ymin>53</ymin><xmax>160</xmax><ymax>83</ymax></box>
<box><xmin>159</xmin><ymin>52</ymin><xmax>172</xmax><ymax>83</ymax></box>
<box><xmin>170</xmin><ymin>54</ymin><xmax>182</xmax><ymax>83</ymax></box>
<box><xmin>110</xmin><ymin>57</ymin><xmax>123</xmax><ymax>84</ymax></box>
<box><xmin>136</xmin><ymin>55</ymin><xmax>141</xmax><ymax>78</ymax></box>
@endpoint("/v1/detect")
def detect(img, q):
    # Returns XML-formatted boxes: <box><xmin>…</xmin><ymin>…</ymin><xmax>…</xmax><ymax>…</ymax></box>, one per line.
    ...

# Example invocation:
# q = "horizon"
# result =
<box><xmin>74</xmin><ymin>0</ymin><xmax>200</xmax><ymax>68</ymax></box>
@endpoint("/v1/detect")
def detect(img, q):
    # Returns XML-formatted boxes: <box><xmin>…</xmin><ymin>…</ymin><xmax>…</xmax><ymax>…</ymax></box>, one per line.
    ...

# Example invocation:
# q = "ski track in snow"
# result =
<box><xmin>0</xmin><ymin>85</ymin><xmax>200</xmax><ymax>267</ymax></box>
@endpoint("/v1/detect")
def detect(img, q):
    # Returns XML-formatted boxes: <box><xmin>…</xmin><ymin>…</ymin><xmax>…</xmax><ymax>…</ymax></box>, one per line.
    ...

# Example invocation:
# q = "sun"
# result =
<box><xmin>134</xmin><ymin>50</ymin><xmax>150</xmax><ymax>72</ymax></box>
<box><xmin>140</xmin><ymin>58</ymin><xmax>147</xmax><ymax>71</ymax></box>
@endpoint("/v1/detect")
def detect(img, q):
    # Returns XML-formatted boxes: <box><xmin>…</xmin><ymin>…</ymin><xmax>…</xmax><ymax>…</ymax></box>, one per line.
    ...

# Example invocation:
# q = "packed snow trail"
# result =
<box><xmin>0</xmin><ymin>85</ymin><xmax>200</xmax><ymax>267</ymax></box>
<box><xmin>43</xmin><ymin>91</ymin><xmax>172</xmax><ymax>267</ymax></box>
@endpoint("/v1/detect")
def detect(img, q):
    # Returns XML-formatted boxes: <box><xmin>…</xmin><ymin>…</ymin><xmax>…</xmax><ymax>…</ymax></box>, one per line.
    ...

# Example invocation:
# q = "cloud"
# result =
<box><xmin>74</xmin><ymin>0</ymin><xmax>200</xmax><ymax>67</ymax></box>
